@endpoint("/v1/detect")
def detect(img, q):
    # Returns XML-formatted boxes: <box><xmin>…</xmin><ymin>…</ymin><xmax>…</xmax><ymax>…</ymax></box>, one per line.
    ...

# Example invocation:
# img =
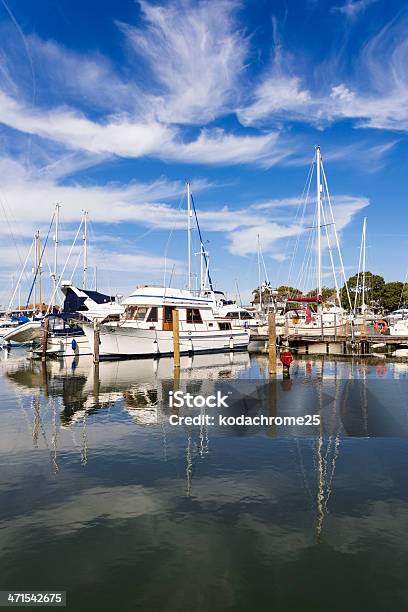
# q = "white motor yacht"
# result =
<box><xmin>81</xmin><ymin>286</ymin><xmax>250</xmax><ymax>360</ymax></box>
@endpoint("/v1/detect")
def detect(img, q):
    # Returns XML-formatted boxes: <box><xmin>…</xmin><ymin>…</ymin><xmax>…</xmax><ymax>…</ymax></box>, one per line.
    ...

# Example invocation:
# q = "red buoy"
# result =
<box><xmin>280</xmin><ymin>350</ymin><xmax>294</xmax><ymax>367</ymax></box>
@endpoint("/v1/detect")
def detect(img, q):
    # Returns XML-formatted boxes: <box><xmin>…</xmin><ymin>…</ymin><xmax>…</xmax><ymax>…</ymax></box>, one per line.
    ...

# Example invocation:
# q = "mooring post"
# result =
<box><xmin>41</xmin><ymin>316</ymin><xmax>49</xmax><ymax>362</ymax></box>
<box><xmin>93</xmin><ymin>320</ymin><xmax>100</xmax><ymax>364</ymax></box>
<box><xmin>268</xmin><ymin>311</ymin><xmax>277</xmax><ymax>375</ymax></box>
<box><xmin>93</xmin><ymin>363</ymin><xmax>100</xmax><ymax>403</ymax></box>
<box><xmin>173</xmin><ymin>308</ymin><xmax>180</xmax><ymax>369</ymax></box>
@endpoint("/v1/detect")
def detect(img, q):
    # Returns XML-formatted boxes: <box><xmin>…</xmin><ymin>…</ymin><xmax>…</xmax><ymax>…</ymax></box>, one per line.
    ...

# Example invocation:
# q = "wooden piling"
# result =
<box><xmin>93</xmin><ymin>320</ymin><xmax>100</xmax><ymax>364</ymax></box>
<box><xmin>173</xmin><ymin>308</ymin><xmax>180</xmax><ymax>368</ymax></box>
<box><xmin>268</xmin><ymin>311</ymin><xmax>277</xmax><ymax>375</ymax></box>
<box><xmin>41</xmin><ymin>316</ymin><xmax>49</xmax><ymax>362</ymax></box>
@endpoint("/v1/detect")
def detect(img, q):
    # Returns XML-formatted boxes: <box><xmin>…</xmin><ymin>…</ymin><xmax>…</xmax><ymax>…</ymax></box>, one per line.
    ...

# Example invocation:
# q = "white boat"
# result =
<box><xmin>29</xmin><ymin>284</ymin><xmax>124</xmax><ymax>358</ymax></box>
<box><xmin>389</xmin><ymin>319</ymin><xmax>408</xmax><ymax>337</ymax></box>
<box><xmin>1</xmin><ymin>319</ymin><xmax>42</xmax><ymax>345</ymax></box>
<box><xmin>209</xmin><ymin>293</ymin><xmax>260</xmax><ymax>330</ymax></box>
<box><xmin>274</xmin><ymin>146</ymin><xmax>350</xmax><ymax>339</ymax></box>
<box><xmin>4</xmin><ymin>282</ymin><xmax>123</xmax><ymax>350</ymax></box>
<box><xmin>81</xmin><ymin>285</ymin><xmax>250</xmax><ymax>359</ymax></box>
<box><xmin>0</xmin><ymin>318</ymin><xmax>21</xmax><ymax>341</ymax></box>
<box><xmin>282</xmin><ymin>304</ymin><xmax>348</xmax><ymax>338</ymax></box>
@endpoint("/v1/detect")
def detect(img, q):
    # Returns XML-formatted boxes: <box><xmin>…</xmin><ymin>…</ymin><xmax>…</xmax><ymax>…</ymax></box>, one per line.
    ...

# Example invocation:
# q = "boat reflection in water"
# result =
<box><xmin>2</xmin><ymin>350</ymin><xmax>408</xmax><ymax>610</ymax></box>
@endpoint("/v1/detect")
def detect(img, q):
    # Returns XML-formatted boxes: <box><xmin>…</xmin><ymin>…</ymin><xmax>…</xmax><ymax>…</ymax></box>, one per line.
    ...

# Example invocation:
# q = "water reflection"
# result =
<box><xmin>1</xmin><ymin>351</ymin><xmax>408</xmax><ymax>610</ymax></box>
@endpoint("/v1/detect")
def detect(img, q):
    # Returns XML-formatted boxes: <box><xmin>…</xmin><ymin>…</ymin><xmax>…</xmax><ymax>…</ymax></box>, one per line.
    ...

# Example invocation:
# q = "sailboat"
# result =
<box><xmin>281</xmin><ymin>146</ymin><xmax>350</xmax><ymax>338</ymax></box>
<box><xmin>80</xmin><ymin>183</ymin><xmax>250</xmax><ymax>359</ymax></box>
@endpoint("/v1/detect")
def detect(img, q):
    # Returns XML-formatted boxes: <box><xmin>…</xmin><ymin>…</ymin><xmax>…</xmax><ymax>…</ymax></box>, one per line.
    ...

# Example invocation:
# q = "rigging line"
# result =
<box><xmin>279</xmin><ymin>160</ymin><xmax>314</xmax><ymax>285</ymax></box>
<box><xmin>163</xmin><ymin>190</ymin><xmax>185</xmax><ymax>289</ymax></box>
<box><xmin>286</xmin><ymin>160</ymin><xmax>314</xmax><ymax>288</ymax></box>
<box><xmin>320</xmin><ymin>197</ymin><xmax>341</xmax><ymax>307</ymax></box>
<box><xmin>70</xmin><ymin>243</ymin><xmax>84</xmax><ymax>284</ymax></box>
<box><xmin>295</xmin><ymin>203</ymin><xmax>316</xmax><ymax>292</ymax></box>
<box><xmin>354</xmin><ymin>221</ymin><xmax>364</xmax><ymax>312</ymax></box>
<box><xmin>6</xmin><ymin>236</ymin><xmax>35</xmax><ymax>314</ymax></box>
<box><xmin>0</xmin><ymin>193</ymin><xmax>26</xmax><ymax>271</ymax></box>
<box><xmin>321</xmin><ymin>164</ymin><xmax>352</xmax><ymax>310</ymax></box>
<box><xmin>190</xmin><ymin>193</ymin><xmax>214</xmax><ymax>291</ymax></box>
<box><xmin>25</xmin><ymin>212</ymin><xmax>56</xmax><ymax>309</ymax></box>
<box><xmin>42</xmin><ymin>250</ymin><xmax>53</xmax><ymax>277</ymax></box>
<box><xmin>46</xmin><ymin>217</ymin><xmax>84</xmax><ymax>313</ymax></box>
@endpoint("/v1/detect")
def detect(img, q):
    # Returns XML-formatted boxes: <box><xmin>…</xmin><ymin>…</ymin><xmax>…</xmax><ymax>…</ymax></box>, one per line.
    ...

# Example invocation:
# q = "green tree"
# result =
<box><xmin>307</xmin><ymin>287</ymin><xmax>335</xmax><ymax>301</ymax></box>
<box><xmin>251</xmin><ymin>285</ymin><xmax>273</xmax><ymax>305</ymax></box>
<box><xmin>341</xmin><ymin>272</ymin><xmax>385</xmax><ymax>309</ymax></box>
<box><xmin>381</xmin><ymin>282</ymin><xmax>404</xmax><ymax>312</ymax></box>
<box><xmin>276</xmin><ymin>286</ymin><xmax>302</xmax><ymax>296</ymax></box>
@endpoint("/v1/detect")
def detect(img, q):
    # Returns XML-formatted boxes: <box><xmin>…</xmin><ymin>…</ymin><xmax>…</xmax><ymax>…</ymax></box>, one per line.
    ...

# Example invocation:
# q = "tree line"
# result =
<box><xmin>252</xmin><ymin>272</ymin><xmax>408</xmax><ymax>312</ymax></box>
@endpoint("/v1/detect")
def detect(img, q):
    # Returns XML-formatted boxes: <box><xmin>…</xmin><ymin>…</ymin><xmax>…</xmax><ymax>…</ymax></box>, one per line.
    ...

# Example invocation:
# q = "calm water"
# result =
<box><xmin>1</xmin><ymin>348</ymin><xmax>408</xmax><ymax>611</ymax></box>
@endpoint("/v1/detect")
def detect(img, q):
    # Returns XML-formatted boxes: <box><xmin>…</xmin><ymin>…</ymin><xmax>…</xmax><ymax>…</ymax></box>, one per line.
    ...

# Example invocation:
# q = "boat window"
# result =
<box><xmin>134</xmin><ymin>306</ymin><xmax>149</xmax><ymax>321</ymax></box>
<box><xmin>187</xmin><ymin>308</ymin><xmax>203</xmax><ymax>324</ymax></box>
<box><xmin>124</xmin><ymin>305</ymin><xmax>149</xmax><ymax>321</ymax></box>
<box><xmin>240</xmin><ymin>311</ymin><xmax>253</xmax><ymax>320</ymax></box>
<box><xmin>147</xmin><ymin>307</ymin><xmax>158</xmax><ymax>322</ymax></box>
<box><xmin>226</xmin><ymin>311</ymin><xmax>239</xmax><ymax>319</ymax></box>
<box><xmin>124</xmin><ymin>305</ymin><xmax>136</xmax><ymax>320</ymax></box>
<box><xmin>218</xmin><ymin>322</ymin><xmax>232</xmax><ymax>330</ymax></box>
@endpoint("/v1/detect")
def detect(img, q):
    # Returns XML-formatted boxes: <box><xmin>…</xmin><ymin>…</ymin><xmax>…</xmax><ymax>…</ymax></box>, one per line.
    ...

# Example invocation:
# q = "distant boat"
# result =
<box><xmin>29</xmin><ymin>282</ymin><xmax>124</xmax><ymax>357</ymax></box>
<box><xmin>277</xmin><ymin>146</ymin><xmax>350</xmax><ymax>338</ymax></box>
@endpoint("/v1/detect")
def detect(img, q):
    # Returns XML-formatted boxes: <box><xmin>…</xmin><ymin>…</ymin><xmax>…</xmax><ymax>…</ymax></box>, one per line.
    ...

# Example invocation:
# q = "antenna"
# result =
<box><xmin>83</xmin><ymin>211</ymin><xmax>88</xmax><ymax>289</ymax></box>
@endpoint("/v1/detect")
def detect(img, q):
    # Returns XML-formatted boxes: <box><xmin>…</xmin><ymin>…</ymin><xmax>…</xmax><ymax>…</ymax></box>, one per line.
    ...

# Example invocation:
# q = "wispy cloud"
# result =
<box><xmin>120</xmin><ymin>0</ymin><xmax>247</xmax><ymax>124</ymax></box>
<box><xmin>331</xmin><ymin>0</ymin><xmax>378</xmax><ymax>19</ymax></box>
<box><xmin>237</xmin><ymin>13</ymin><xmax>408</xmax><ymax>133</ymax></box>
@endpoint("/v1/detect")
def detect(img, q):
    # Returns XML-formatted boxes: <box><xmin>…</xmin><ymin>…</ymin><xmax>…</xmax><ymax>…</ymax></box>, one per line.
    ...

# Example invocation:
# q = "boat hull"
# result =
<box><xmin>1</xmin><ymin>321</ymin><xmax>41</xmax><ymax>344</ymax></box>
<box><xmin>83</xmin><ymin>324</ymin><xmax>250</xmax><ymax>359</ymax></box>
<box><xmin>32</xmin><ymin>335</ymin><xmax>91</xmax><ymax>358</ymax></box>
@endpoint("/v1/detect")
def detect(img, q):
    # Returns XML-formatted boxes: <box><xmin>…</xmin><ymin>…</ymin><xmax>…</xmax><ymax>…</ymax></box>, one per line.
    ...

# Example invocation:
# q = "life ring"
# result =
<box><xmin>374</xmin><ymin>320</ymin><xmax>388</xmax><ymax>334</ymax></box>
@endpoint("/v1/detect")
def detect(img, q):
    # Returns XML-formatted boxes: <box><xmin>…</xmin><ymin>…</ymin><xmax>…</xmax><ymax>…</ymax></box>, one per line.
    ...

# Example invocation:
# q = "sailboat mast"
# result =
<box><xmin>33</xmin><ymin>232</ymin><xmax>37</xmax><ymax>312</ymax></box>
<box><xmin>316</xmin><ymin>145</ymin><xmax>322</xmax><ymax>298</ymax></box>
<box><xmin>362</xmin><ymin>217</ymin><xmax>367</xmax><ymax>312</ymax></box>
<box><xmin>187</xmin><ymin>182</ymin><xmax>192</xmax><ymax>291</ymax></box>
<box><xmin>53</xmin><ymin>203</ymin><xmax>60</xmax><ymax>307</ymax></box>
<box><xmin>257</xmin><ymin>234</ymin><xmax>262</xmax><ymax>311</ymax></box>
<box><xmin>83</xmin><ymin>211</ymin><xmax>88</xmax><ymax>289</ymax></box>
<box><xmin>38</xmin><ymin>233</ymin><xmax>42</xmax><ymax>312</ymax></box>
<box><xmin>200</xmin><ymin>243</ymin><xmax>204</xmax><ymax>292</ymax></box>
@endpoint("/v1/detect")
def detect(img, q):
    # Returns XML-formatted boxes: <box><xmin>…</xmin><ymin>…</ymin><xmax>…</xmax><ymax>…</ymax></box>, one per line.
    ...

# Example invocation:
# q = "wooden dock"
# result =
<box><xmin>249</xmin><ymin>332</ymin><xmax>408</xmax><ymax>356</ymax></box>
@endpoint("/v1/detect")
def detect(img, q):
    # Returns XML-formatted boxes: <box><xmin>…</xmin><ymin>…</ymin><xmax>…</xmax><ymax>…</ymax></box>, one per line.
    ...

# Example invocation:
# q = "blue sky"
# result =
<box><xmin>0</xmin><ymin>0</ymin><xmax>407</xmax><ymax>305</ymax></box>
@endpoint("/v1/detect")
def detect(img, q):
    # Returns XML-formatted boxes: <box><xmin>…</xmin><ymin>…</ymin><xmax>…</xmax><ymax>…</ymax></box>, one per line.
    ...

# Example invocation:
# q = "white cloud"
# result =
<box><xmin>121</xmin><ymin>0</ymin><xmax>247</xmax><ymax>124</ymax></box>
<box><xmin>0</xmin><ymin>90</ymin><xmax>289</xmax><ymax>166</ymax></box>
<box><xmin>238</xmin><ymin>76</ymin><xmax>310</xmax><ymax>127</ymax></box>
<box><xmin>331</xmin><ymin>0</ymin><xmax>378</xmax><ymax>18</ymax></box>
<box><xmin>237</xmin><ymin>14</ymin><xmax>408</xmax><ymax>133</ymax></box>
